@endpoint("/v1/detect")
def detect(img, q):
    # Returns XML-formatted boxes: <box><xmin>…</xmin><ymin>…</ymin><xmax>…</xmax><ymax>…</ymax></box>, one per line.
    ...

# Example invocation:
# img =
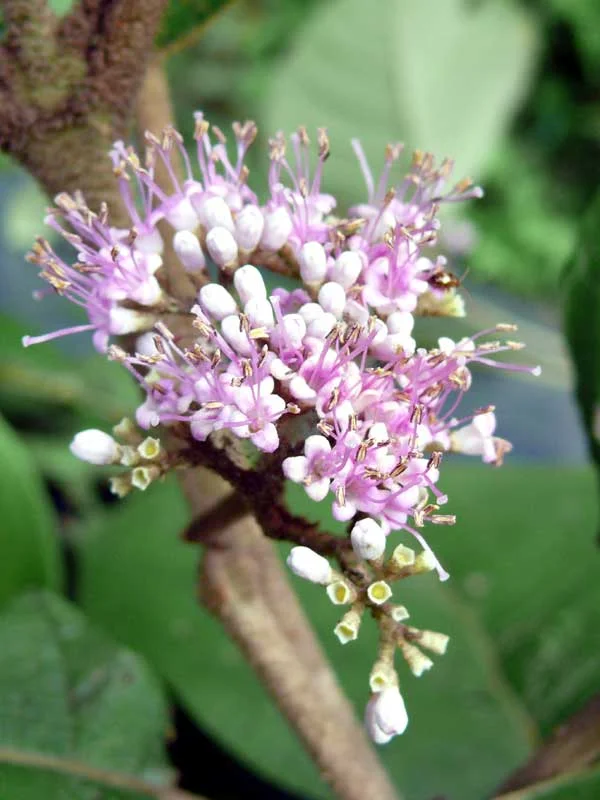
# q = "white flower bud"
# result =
<box><xmin>289</xmin><ymin>375</ymin><xmax>317</xmax><ymax>402</ymax></box>
<box><xmin>280</xmin><ymin>313</ymin><xmax>307</xmax><ymax>349</ymax></box>
<box><xmin>318</xmin><ymin>281</ymin><xmax>346</xmax><ymax>319</ymax></box>
<box><xmin>165</xmin><ymin>198</ymin><xmax>199</xmax><ymax>231</ymax></box>
<box><xmin>234</xmin><ymin>264</ymin><xmax>267</xmax><ymax>304</ymax></box>
<box><xmin>329</xmin><ymin>251</ymin><xmax>362</xmax><ymax>289</ymax></box>
<box><xmin>137</xmin><ymin>437</ymin><xmax>161</xmax><ymax>460</ymax></box>
<box><xmin>334</xmin><ymin>609</ymin><xmax>362</xmax><ymax>644</ymax></box>
<box><xmin>244</xmin><ymin>297</ymin><xmax>275</xmax><ymax>329</ymax></box>
<box><xmin>205</xmin><ymin>226</ymin><xmax>238</xmax><ymax>267</ymax></box>
<box><xmin>130</xmin><ymin>276</ymin><xmax>162</xmax><ymax>306</ymax></box>
<box><xmin>307</xmin><ymin>312</ymin><xmax>336</xmax><ymax>339</ymax></box>
<box><xmin>235</xmin><ymin>205</ymin><xmax>265</xmax><ymax>252</ymax></box>
<box><xmin>351</xmin><ymin>518</ymin><xmax>386</xmax><ymax>560</ymax></box>
<box><xmin>135</xmin><ymin>332</ymin><xmax>159</xmax><ymax>357</ymax></box>
<box><xmin>197</xmin><ymin>195</ymin><xmax>234</xmax><ymax>232</ymax></box>
<box><xmin>367</xmin><ymin>581</ymin><xmax>393</xmax><ymax>605</ymax></box>
<box><xmin>326</xmin><ymin>579</ymin><xmax>356</xmax><ymax>605</ymax></box>
<box><xmin>109</xmin><ymin>306</ymin><xmax>155</xmax><ymax>335</ymax></box>
<box><xmin>173</xmin><ymin>230</ymin><xmax>206</xmax><ymax>272</ymax></box>
<box><xmin>260</xmin><ymin>207</ymin><xmax>292</xmax><ymax>250</ymax></box>
<box><xmin>298</xmin><ymin>302</ymin><xmax>325</xmax><ymax>325</ymax></box>
<box><xmin>220</xmin><ymin>314</ymin><xmax>253</xmax><ymax>356</ymax></box>
<box><xmin>70</xmin><ymin>429</ymin><xmax>120</xmax><ymax>465</ymax></box>
<box><xmin>299</xmin><ymin>241</ymin><xmax>327</xmax><ymax>284</ymax></box>
<box><xmin>287</xmin><ymin>546</ymin><xmax>332</xmax><ymax>585</ymax></box>
<box><xmin>199</xmin><ymin>284</ymin><xmax>238</xmax><ymax>320</ymax></box>
<box><xmin>367</xmin><ymin>687</ymin><xmax>409</xmax><ymax>741</ymax></box>
<box><xmin>135</xmin><ymin>228</ymin><xmax>164</xmax><ymax>255</ymax></box>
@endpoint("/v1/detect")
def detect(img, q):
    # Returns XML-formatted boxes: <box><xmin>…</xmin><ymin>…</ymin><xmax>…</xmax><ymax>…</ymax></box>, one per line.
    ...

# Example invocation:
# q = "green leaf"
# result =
<box><xmin>564</xmin><ymin>191</ymin><xmax>600</xmax><ymax>492</ymax></box>
<box><xmin>78</xmin><ymin>478</ymin><xmax>533</xmax><ymax>800</ymax></box>
<box><xmin>0</xmin><ymin>591</ymin><xmax>172</xmax><ymax>799</ymax></box>
<box><xmin>431</xmin><ymin>465</ymin><xmax>600</xmax><ymax>736</ymax></box>
<box><xmin>263</xmin><ymin>0</ymin><xmax>539</xmax><ymax>200</ymax></box>
<box><xmin>0</xmin><ymin>416</ymin><xmax>62</xmax><ymax>608</ymax></box>
<box><xmin>156</xmin><ymin>0</ymin><xmax>232</xmax><ymax>53</ymax></box>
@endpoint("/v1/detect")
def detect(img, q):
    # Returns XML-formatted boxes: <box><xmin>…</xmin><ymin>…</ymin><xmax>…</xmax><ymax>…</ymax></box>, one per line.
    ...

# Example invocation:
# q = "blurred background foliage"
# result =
<box><xmin>1</xmin><ymin>0</ymin><xmax>600</xmax><ymax>798</ymax></box>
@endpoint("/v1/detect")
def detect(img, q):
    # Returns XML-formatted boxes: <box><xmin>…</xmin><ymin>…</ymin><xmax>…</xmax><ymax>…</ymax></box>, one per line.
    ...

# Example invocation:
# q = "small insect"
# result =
<box><xmin>427</xmin><ymin>266</ymin><xmax>469</xmax><ymax>292</ymax></box>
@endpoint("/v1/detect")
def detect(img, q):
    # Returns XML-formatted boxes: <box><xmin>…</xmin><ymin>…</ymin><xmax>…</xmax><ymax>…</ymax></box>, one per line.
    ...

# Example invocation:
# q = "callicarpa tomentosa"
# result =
<box><xmin>23</xmin><ymin>115</ymin><xmax>539</xmax><ymax>744</ymax></box>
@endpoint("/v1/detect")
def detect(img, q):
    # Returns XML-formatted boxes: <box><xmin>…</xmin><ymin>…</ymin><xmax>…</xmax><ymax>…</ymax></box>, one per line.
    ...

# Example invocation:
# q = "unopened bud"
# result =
<box><xmin>367</xmin><ymin>580</ymin><xmax>393</xmax><ymax>605</ymax></box>
<box><xmin>109</xmin><ymin>307</ymin><xmax>156</xmax><ymax>335</ymax></box>
<box><xmin>205</xmin><ymin>226</ymin><xmax>238</xmax><ymax>268</ymax></box>
<box><xmin>197</xmin><ymin>195</ymin><xmax>234</xmax><ymax>232</ymax></box>
<box><xmin>235</xmin><ymin>204</ymin><xmax>264</xmax><ymax>252</ymax></box>
<box><xmin>351</xmin><ymin>518</ymin><xmax>386</xmax><ymax>560</ymax></box>
<box><xmin>329</xmin><ymin>251</ymin><xmax>362</xmax><ymax>289</ymax></box>
<box><xmin>199</xmin><ymin>283</ymin><xmax>238</xmax><ymax>320</ymax></box>
<box><xmin>365</xmin><ymin>686</ymin><xmax>409</xmax><ymax>744</ymax></box>
<box><xmin>287</xmin><ymin>546</ymin><xmax>332</xmax><ymax>585</ymax></box>
<box><xmin>234</xmin><ymin>264</ymin><xmax>267</xmax><ymax>305</ymax></box>
<box><xmin>334</xmin><ymin>608</ymin><xmax>362</xmax><ymax>644</ymax></box>
<box><xmin>318</xmin><ymin>281</ymin><xmax>346</xmax><ymax>319</ymax></box>
<box><xmin>299</xmin><ymin>241</ymin><xmax>327</xmax><ymax>284</ymax></box>
<box><xmin>260</xmin><ymin>208</ymin><xmax>292</xmax><ymax>250</ymax></box>
<box><xmin>165</xmin><ymin>198</ymin><xmax>199</xmax><ymax>231</ymax></box>
<box><xmin>173</xmin><ymin>230</ymin><xmax>206</xmax><ymax>272</ymax></box>
<box><xmin>70</xmin><ymin>429</ymin><xmax>120</xmax><ymax>465</ymax></box>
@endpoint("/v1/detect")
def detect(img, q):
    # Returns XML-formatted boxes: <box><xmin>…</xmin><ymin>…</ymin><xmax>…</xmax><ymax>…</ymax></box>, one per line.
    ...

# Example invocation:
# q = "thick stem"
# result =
<box><xmin>181</xmin><ymin>470</ymin><xmax>399</xmax><ymax>800</ymax></box>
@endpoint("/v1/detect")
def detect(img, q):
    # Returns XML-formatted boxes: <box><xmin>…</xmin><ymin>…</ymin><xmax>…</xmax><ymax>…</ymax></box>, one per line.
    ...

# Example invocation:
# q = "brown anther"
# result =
<box><xmin>427</xmin><ymin>451</ymin><xmax>443</xmax><ymax>470</ymax></box>
<box><xmin>286</xmin><ymin>403</ymin><xmax>301</xmax><ymax>414</ymax></box>
<box><xmin>203</xmin><ymin>401</ymin><xmax>224</xmax><ymax>410</ymax></box>
<box><xmin>110</xmin><ymin>246</ymin><xmax>120</xmax><ymax>261</ymax></box>
<box><xmin>211</xmin><ymin>349</ymin><xmax>222</xmax><ymax>368</ymax></box>
<box><xmin>454</xmin><ymin>177</ymin><xmax>474</xmax><ymax>194</ymax></box>
<box><xmin>496</xmin><ymin>323</ymin><xmax>518</xmax><ymax>333</ymax></box>
<box><xmin>410</xmin><ymin>404</ymin><xmax>423</xmax><ymax>425</ymax></box>
<box><xmin>298</xmin><ymin>126</ymin><xmax>310</xmax><ymax>146</ymax></box>
<box><xmin>107</xmin><ymin>345</ymin><xmax>128</xmax><ymax>362</ymax></box>
<box><xmin>318</xmin><ymin>128</ymin><xmax>330</xmax><ymax>160</ymax></box>
<box><xmin>390</xmin><ymin>461</ymin><xmax>408</xmax><ymax>479</ymax></box>
<box><xmin>335</xmin><ymin>485</ymin><xmax>346</xmax><ymax>507</ymax></box>
<box><xmin>430</xmin><ymin>515</ymin><xmax>456</xmax><ymax>526</ymax></box>
<box><xmin>506</xmin><ymin>340</ymin><xmax>525</xmax><ymax>350</ymax></box>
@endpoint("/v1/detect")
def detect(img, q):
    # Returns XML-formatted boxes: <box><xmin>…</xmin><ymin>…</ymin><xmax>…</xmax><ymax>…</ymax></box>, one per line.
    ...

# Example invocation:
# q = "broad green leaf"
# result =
<box><xmin>78</xmin><ymin>478</ymin><xmax>532</xmax><ymax>800</ymax></box>
<box><xmin>564</xmin><ymin>192</ymin><xmax>600</xmax><ymax>490</ymax></box>
<box><xmin>156</xmin><ymin>0</ymin><xmax>232</xmax><ymax>53</ymax></box>
<box><xmin>0</xmin><ymin>416</ymin><xmax>62</xmax><ymax>608</ymax></box>
<box><xmin>0</xmin><ymin>591</ymin><xmax>172</xmax><ymax>799</ymax></box>
<box><xmin>264</xmin><ymin>0</ymin><xmax>539</xmax><ymax>201</ymax></box>
<box><xmin>430</xmin><ymin>465</ymin><xmax>600</xmax><ymax>736</ymax></box>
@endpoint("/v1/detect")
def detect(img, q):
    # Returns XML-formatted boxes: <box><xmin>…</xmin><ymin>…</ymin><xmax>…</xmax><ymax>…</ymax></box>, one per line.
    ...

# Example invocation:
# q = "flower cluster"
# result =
<box><xmin>24</xmin><ymin>114</ymin><xmax>539</xmax><ymax>743</ymax></box>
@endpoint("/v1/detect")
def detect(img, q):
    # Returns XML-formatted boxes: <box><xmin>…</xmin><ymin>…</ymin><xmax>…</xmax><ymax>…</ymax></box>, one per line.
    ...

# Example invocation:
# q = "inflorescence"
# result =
<box><xmin>23</xmin><ymin>114</ymin><xmax>539</xmax><ymax>744</ymax></box>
